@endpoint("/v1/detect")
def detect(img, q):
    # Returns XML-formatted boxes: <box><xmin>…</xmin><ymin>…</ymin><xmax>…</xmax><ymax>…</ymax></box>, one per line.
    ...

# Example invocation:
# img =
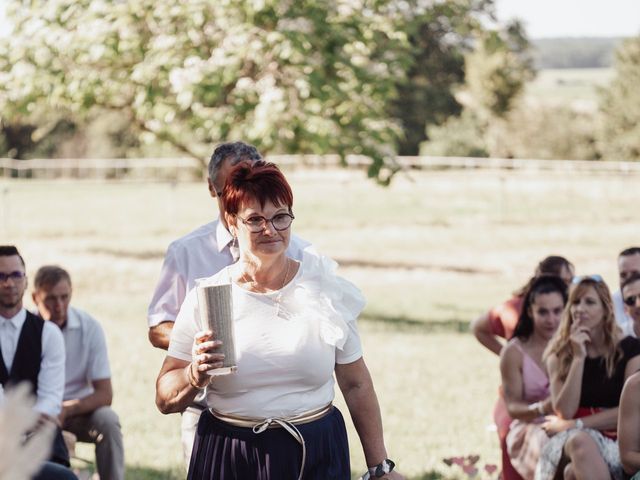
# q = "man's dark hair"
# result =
<box><xmin>0</xmin><ymin>245</ymin><xmax>25</xmax><ymax>267</ymax></box>
<box><xmin>208</xmin><ymin>142</ymin><xmax>262</xmax><ymax>184</ymax></box>
<box><xmin>619</xmin><ymin>247</ymin><xmax>640</xmax><ymax>258</ymax></box>
<box><xmin>34</xmin><ymin>265</ymin><xmax>72</xmax><ymax>291</ymax></box>
<box><xmin>622</xmin><ymin>272</ymin><xmax>640</xmax><ymax>295</ymax></box>
<box><xmin>535</xmin><ymin>255</ymin><xmax>573</xmax><ymax>277</ymax></box>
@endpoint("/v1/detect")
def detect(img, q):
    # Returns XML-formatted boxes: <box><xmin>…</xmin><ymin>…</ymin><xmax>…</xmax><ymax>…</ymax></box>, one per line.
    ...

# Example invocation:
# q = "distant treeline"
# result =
<box><xmin>532</xmin><ymin>37</ymin><xmax>625</xmax><ymax>69</ymax></box>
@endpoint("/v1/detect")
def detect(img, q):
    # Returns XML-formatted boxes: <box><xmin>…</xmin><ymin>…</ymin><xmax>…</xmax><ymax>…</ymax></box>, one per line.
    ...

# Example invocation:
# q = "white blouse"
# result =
<box><xmin>168</xmin><ymin>252</ymin><xmax>364</xmax><ymax>418</ymax></box>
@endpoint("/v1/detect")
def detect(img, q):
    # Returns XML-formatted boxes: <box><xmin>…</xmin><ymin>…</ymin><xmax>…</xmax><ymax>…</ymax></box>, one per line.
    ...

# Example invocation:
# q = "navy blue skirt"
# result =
<box><xmin>187</xmin><ymin>406</ymin><xmax>350</xmax><ymax>480</ymax></box>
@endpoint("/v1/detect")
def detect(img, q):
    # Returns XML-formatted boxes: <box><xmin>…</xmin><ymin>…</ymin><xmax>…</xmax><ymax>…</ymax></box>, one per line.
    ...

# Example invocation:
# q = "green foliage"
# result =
<box><xmin>0</xmin><ymin>0</ymin><xmax>408</xmax><ymax>181</ymax></box>
<box><xmin>420</xmin><ymin>20</ymin><xmax>536</xmax><ymax>159</ymax></box>
<box><xmin>465</xmin><ymin>21</ymin><xmax>534</xmax><ymax>118</ymax></box>
<box><xmin>0</xmin><ymin>116</ymin><xmax>77</xmax><ymax>159</ymax></box>
<box><xmin>389</xmin><ymin>0</ymin><xmax>494</xmax><ymax>155</ymax></box>
<box><xmin>421</xmin><ymin>102</ymin><xmax>600</xmax><ymax>161</ymax></box>
<box><xmin>421</xmin><ymin>110</ymin><xmax>488</xmax><ymax>158</ymax></box>
<box><xmin>489</xmin><ymin>103</ymin><xmax>599</xmax><ymax>160</ymax></box>
<box><xmin>598</xmin><ymin>36</ymin><xmax>640</xmax><ymax>161</ymax></box>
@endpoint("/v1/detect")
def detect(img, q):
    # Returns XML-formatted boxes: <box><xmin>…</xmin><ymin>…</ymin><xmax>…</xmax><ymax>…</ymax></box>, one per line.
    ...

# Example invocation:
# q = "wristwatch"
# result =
<box><xmin>361</xmin><ymin>459</ymin><xmax>395</xmax><ymax>479</ymax></box>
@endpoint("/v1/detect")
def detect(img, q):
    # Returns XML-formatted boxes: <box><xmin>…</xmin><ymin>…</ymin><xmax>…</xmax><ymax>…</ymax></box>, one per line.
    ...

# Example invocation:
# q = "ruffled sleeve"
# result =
<box><xmin>284</xmin><ymin>250</ymin><xmax>365</xmax><ymax>350</ymax></box>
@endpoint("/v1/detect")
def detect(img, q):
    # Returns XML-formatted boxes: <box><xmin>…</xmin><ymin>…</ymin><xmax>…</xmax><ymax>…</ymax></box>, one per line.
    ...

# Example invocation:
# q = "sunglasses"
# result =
<box><xmin>571</xmin><ymin>274</ymin><xmax>604</xmax><ymax>285</ymax></box>
<box><xmin>624</xmin><ymin>294</ymin><xmax>640</xmax><ymax>307</ymax></box>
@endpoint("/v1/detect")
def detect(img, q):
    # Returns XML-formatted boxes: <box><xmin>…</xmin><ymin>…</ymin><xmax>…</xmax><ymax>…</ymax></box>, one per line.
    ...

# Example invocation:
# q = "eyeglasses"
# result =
<box><xmin>0</xmin><ymin>271</ymin><xmax>26</xmax><ymax>282</ymax></box>
<box><xmin>624</xmin><ymin>294</ymin><xmax>640</xmax><ymax>307</ymax></box>
<box><xmin>571</xmin><ymin>274</ymin><xmax>603</xmax><ymax>285</ymax></box>
<box><xmin>236</xmin><ymin>212</ymin><xmax>295</xmax><ymax>233</ymax></box>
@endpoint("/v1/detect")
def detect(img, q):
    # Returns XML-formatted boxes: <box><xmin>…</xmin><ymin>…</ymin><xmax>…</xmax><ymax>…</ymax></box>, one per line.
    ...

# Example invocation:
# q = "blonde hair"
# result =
<box><xmin>544</xmin><ymin>278</ymin><xmax>622</xmax><ymax>381</ymax></box>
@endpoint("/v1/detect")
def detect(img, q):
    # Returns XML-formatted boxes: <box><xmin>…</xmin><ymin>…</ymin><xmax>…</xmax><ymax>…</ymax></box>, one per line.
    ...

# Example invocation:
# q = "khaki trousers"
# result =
<box><xmin>63</xmin><ymin>406</ymin><xmax>124</xmax><ymax>480</ymax></box>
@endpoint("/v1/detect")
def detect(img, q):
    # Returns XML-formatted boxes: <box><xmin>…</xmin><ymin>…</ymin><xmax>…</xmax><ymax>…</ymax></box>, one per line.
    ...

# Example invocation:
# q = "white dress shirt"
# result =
<box><xmin>60</xmin><ymin>307</ymin><xmax>111</xmax><ymax>401</ymax></box>
<box><xmin>0</xmin><ymin>308</ymin><xmax>65</xmax><ymax>417</ymax></box>
<box><xmin>613</xmin><ymin>289</ymin><xmax>633</xmax><ymax>334</ymax></box>
<box><xmin>147</xmin><ymin>219</ymin><xmax>311</xmax><ymax>327</ymax></box>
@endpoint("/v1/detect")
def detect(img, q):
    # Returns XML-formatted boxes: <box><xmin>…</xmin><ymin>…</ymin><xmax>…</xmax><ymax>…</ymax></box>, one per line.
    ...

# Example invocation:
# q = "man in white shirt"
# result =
<box><xmin>0</xmin><ymin>245</ymin><xmax>74</xmax><ymax>476</ymax></box>
<box><xmin>621</xmin><ymin>272</ymin><xmax>640</xmax><ymax>338</ymax></box>
<box><xmin>613</xmin><ymin>247</ymin><xmax>640</xmax><ymax>332</ymax></box>
<box><xmin>32</xmin><ymin>265</ymin><xmax>124</xmax><ymax>480</ymax></box>
<box><xmin>148</xmin><ymin>141</ymin><xmax>310</xmax><ymax>466</ymax></box>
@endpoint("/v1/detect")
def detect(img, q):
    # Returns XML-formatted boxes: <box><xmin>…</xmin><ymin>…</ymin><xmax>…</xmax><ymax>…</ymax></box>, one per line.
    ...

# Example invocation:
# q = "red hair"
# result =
<box><xmin>221</xmin><ymin>160</ymin><xmax>293</xmax><ymax>215</ymax></box>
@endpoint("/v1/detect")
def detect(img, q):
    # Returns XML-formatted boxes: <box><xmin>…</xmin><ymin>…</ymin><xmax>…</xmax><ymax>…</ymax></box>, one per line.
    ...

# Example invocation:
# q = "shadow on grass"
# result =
<box><xmin>350</xmin><ymin>470</ymin><xmax>443</xmax><ymax>480</ymax></box>
<box><xmin>112</xmin><ymin>467</ymin><xmax>446</xmax><ymax>480</ymax></box>
<box><xmin>409</xmin><ymin>473</ymin><xmax>446</xmax><ymax>480</ymax></box>
<box><xmin>361</xmin><ymin>312</ymin><xmax>469</xmax><ymax>333</ymax></box>
<box><xmin>122</xmin><ymin>467</ymin><xmax>445</xmax><ymax>480</ymax></box>
<box><xmin>124</xmin><ymin>466</ymin><xmax>184</xmax><ymax>480</ymax></box>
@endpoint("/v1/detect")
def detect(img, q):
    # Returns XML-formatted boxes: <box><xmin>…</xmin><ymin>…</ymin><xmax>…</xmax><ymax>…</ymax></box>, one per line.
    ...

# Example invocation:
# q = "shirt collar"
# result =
<box><xmin>215</xmin><ymin>218</ymin><xmax>233</xmax><ymax>253</ymax></box>
<box><xmin>0</xmin><ymin>307</ymin><xmax>27</xmax><ymax>331</ymax></box>
<box><xmin>65</xmin><ymin>307</ymin><xmax>81</xmax><ymax>330</ymax></box>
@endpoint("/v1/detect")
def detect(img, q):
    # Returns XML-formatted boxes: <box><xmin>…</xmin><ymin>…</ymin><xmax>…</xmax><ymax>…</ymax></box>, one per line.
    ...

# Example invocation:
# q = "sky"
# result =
<box><xmin>495</xmin><ymin>0</ymin><xmax>640</xmax><ymax>38</ymax></box>
<box><xmin>1</xmin><ymin>1</ymin><xmax>640</xmax><ymax>39</ymax></box>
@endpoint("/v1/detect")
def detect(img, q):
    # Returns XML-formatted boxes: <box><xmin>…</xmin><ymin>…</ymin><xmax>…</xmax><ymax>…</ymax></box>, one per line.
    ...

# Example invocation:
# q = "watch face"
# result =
<box><xmin>374</xmin><ymin>459</ymin><xmax>395</xmax><ymax>477</ymax></box>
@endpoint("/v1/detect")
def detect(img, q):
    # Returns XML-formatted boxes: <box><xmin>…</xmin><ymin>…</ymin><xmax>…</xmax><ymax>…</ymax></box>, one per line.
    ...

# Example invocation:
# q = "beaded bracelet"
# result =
<box><xmin>187</xmin><ymin>363</ymin><xmax>206</xmax><ymax>390</ymax></box>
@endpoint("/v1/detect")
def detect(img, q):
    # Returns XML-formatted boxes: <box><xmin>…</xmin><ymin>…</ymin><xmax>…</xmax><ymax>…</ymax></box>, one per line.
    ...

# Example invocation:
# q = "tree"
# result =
<box><xmin>419</xmin><ymin>20</ymin><xmax>535</xmax><ymax>158</ymax></box>
<box><xmin>464</xmin><ymin>20</ymin><xmax>534</xmax><ymax>118</ymax></box>
<box><xmin>0</xmin><ymin>0</ymin><xmax>407</xmax><ymax>182</ymax></box>
<box><xmin>598</xmin><ymin>36</ymin><xmax>640</xmax><ymax>161</ymax></box>
<box><xmin>389</xmin><ymin>0</ymin><xmax>496</xmax><ymax>155</ymax></box>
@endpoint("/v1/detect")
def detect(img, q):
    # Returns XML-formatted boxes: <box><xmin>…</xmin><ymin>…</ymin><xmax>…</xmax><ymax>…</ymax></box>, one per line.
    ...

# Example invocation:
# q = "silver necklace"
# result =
<box><xmin>274</xmin><ymin>258</ymin><xmax>291</xmax><ymax>317</ymax></box>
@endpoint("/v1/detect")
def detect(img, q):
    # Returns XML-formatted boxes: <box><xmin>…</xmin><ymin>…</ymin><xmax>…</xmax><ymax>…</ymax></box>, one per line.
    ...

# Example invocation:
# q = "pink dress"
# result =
<box><xmin>505</xmin><ymin>341</ymin><xmax>550</xmax><ymax>480</ymax></box>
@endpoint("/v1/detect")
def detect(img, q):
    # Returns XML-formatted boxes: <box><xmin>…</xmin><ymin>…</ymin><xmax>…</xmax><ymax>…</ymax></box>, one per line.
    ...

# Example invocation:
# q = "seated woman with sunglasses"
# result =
<box><xmin>501</xmin><ymin>276</ymin><xmax>567</xmax><ymax>479</ymax></box>
<box><xmin>155</xmin><ymin>161</ymin><xmax>403</xmax><ymax>480</ymax></box>
<box><xmin>535</xmin><ymin>276</ymin><xmax>640</xmax><ymax>480</ymax></box>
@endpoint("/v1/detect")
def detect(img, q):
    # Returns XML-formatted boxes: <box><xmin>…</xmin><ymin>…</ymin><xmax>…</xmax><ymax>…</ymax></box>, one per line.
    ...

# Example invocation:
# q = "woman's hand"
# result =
<box><xmin>569</xmin><ymin>322</ymin><xmax>590</xmax><ymax>358</ymax></box>
<box><xmin>540</xmin><ymin>415</ymin><xmax>575</xmax><ymax>437</ymax></box>
<box><xmin>189</xmin><ymin>330</ymin><xmax>225</xmax><ymax>387</ymax></box>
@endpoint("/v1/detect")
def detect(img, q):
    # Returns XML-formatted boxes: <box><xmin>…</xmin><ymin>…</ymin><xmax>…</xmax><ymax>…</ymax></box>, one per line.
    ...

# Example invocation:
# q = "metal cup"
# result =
<box><xmin>196</xmin><ymin>284</ymin><xmax>237</xmax><ymax>376</ymax></box>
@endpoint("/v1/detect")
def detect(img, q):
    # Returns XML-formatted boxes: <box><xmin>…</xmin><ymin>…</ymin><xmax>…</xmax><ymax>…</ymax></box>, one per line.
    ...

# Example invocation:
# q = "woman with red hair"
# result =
<box><xmin>156</xmin><ymin>161</ymin><xmax>403</xmax><ymax>480</ymax></box>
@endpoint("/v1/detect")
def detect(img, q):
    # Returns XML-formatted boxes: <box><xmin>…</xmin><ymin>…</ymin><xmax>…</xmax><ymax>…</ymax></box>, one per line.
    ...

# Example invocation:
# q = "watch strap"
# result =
<box><xmin>359</xmin><ymin>459</ymin><xmax>396</xmax><ymax>479</ymax></box>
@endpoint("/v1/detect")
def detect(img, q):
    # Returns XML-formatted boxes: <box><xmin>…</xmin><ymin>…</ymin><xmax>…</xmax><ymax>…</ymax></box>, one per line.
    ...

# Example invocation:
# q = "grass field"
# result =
<box><xmin>524</xmin><ymin>67</ymin><xmax>614</xmax><ymax>110</ymax></box>
<box><xmin>2</xmin><ymin>166</ymin><xmax>639</xmax><ymax>479</ymax></box>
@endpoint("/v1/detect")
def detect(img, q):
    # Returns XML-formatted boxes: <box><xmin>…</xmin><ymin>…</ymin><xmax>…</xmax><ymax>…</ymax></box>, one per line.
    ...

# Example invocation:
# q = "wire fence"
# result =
<box><xmin>1</xmin><ymin>155</ymin><xmax>640</xmax><ymax>180</ymax></box>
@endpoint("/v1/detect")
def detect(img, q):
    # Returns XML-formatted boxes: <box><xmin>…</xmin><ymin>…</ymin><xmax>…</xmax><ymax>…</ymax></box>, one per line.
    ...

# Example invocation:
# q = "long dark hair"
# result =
<box><xmin>513</xmin><ymin>275</ymin><xmax>568</xmax><ymax>340</ymax></box>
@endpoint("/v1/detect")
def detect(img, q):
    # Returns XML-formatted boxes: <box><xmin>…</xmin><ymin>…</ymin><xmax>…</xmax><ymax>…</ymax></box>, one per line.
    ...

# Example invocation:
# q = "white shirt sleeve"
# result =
<box><xmin>147</xmin><ymin>243</ymin><xmax>187</xmax><ymax>327</ymax></box>
<box><xmin>87</xmin><ymin>317</ymin><xmax>111</xmax><ymax>381</ymax></box>
<box><xmin>335</xmin><ymin>318</ymin><xmax>363</xmax><ymax>364</ymax></box>
<box><xmin>167</xmin><ymin>287</ymin><xmax>200</xmax><ymax>363</ymax></box>
<box><xmin>35</xmin><ymin>322</ymin><xmax>65</xmax><ymax>417</ymax></box>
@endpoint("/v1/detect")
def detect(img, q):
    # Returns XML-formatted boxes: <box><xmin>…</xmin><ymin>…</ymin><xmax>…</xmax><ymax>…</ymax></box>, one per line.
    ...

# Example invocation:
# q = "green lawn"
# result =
<box><xmin>524</xmin><ymin>67</ymin><xmax>614</xmax><ymax>108</ymax></box>
<box><xmin>2</xmin><ymin>167</ymin><xmax>638</xmax><ymax>478</ymax></box>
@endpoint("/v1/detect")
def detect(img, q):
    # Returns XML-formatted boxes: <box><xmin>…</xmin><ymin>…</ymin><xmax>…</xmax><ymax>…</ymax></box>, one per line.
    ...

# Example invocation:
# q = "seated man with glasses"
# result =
<box><xmin>613</xmin><ymin>247</ymin><xmax>640</xmax><ymax>332</ymax></box>
<box><xmin>0</xmin><ymin>245</ymin><xmax>76</xmax><ymax>479</ymax></box>
<box><xmin>621</xmin><ymin>272</ymin><xmax>640</xmax><ymax>338</ymax></box>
